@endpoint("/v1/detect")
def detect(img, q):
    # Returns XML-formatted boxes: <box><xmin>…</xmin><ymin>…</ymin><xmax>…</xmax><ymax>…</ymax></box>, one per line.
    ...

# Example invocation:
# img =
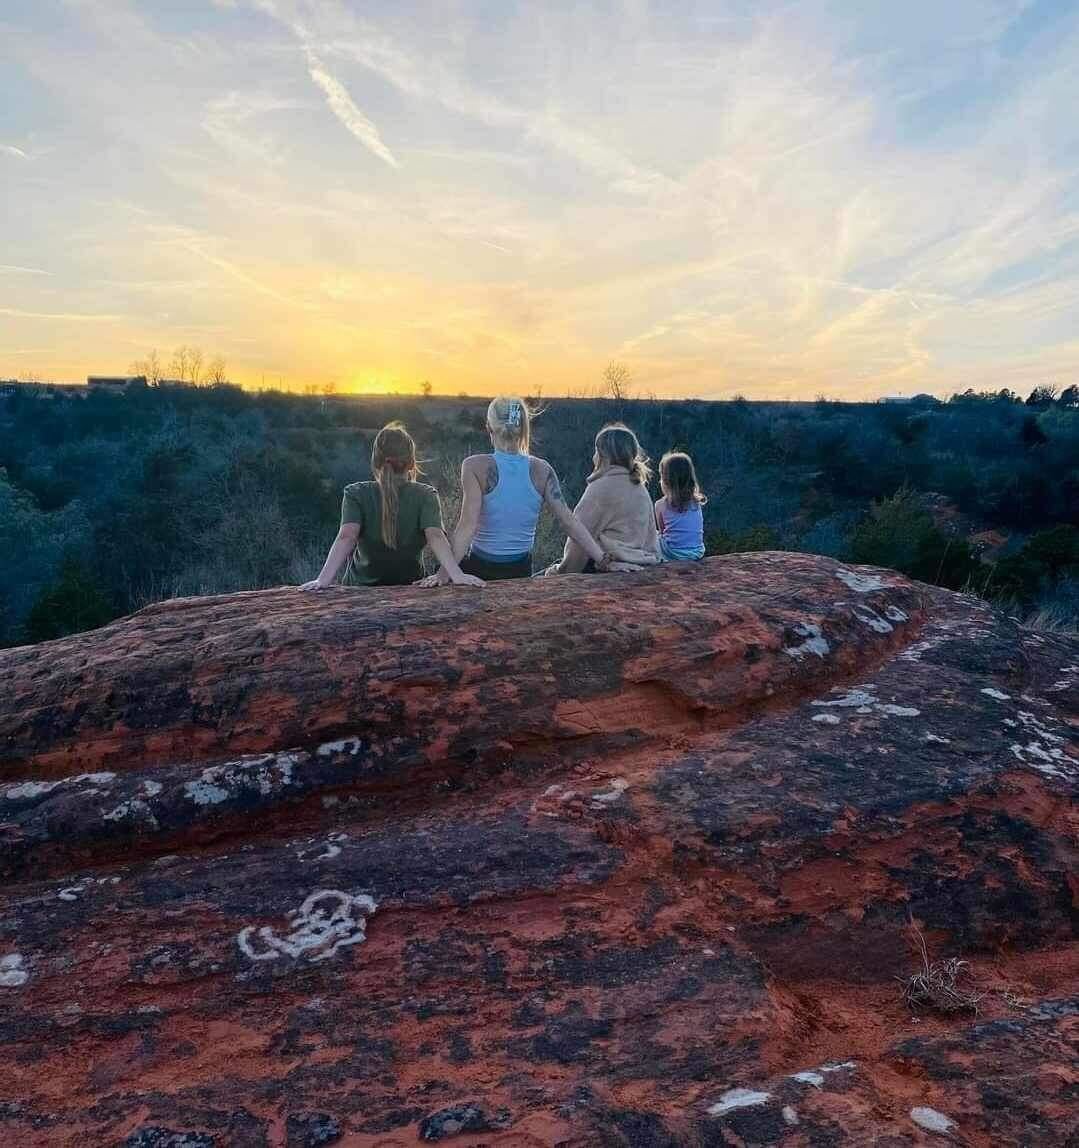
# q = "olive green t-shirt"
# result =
<box><xmin>340</xmin><ymin>480</ymin><xmax>443</xmax><ymax>586</ymax></box>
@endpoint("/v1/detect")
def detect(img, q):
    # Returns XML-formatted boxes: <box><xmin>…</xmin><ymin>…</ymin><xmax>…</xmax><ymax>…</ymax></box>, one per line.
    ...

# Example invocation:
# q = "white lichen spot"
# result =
<box><xmin>5</xmin><ymin>780</ymin><xmax>60</xmax><ymax>800</ymax></box>
<box><xmin>142</xmin><ymin>780</ymin><xmax>163</xmax><ymax>797</ymax></box>
<box><xmin>237</xmin><ymin>890</ymin><xmax>377</xmax><ymax>964</ymax></box>
<box><xmin>782</xmin><ymin>1106</ymin><xmax>799</xmax><ymax>1126</ymax></box>
<box><xmin>784</xmin><ymin>623</ymin><xmax>830</xmax><ymax>661</ymax></box>
<box><xmin>1016</xmin><ymin>711</ymin><xmax>1065</xmax><ymax>743</ymax></box>
<box><xmin>298</xmin><ymin>841</ymin><xmax>342</xmax><ymax>862</ymax></box>
<box><xmin>884</xmin><ymin>605</ymin><xmax>909</xmax><ymax>622</ymax></box>
<box><xmin>813</xmin><ymin>688</ymin><xmax>877</xmax><ymax>709</ymax></box>
<box><xmin>6</xmin><ymin>771</ymin><xmax>119</xmax><ymax>801</ymax></box>
<box><xmin>924</xmin><ymin>733</ymin><xmax>952</xmax><ymax>744</ymax></box>
<box><xmin>58</xmin><ymin>887</ymin><xmax>83</xmax><ymax>901</ymax></box>
<box><xmin>877</xmin><ymin>704</ymin><xmax>921</xmax><ymax>717</ymax></box>
<box><xmin>708</xmin><ymin>1089</ymin><xmax>771</xmax><ymax>1117</ymax></box>
<box><xmin>900</xmin><ymin>635</ymin><xmax>946</xmax><ymax>663</ymax></box>
<box><xmin>104</xmin><ymin>798</ymin><xmax>155</xmax><ymax>823</ymax></box>
<box><xmin>910</xmin><ymin>1107</ymin><xmax>955</xmax><ymax>1135</ymax></box>
<box><xmin>0</xmin><ymin>954</ymin><xmax>28</xmax><ymax>987</ymax></box>
<box><xmin>316</xmin><ymin>737</ymin><xmax>363</xmax><ymax>757</ymax></box>
<box><xmin>78</xmin><ymin>772</ymin><xmax>117</xmax><ymax>785</ymax></box>
<box><xmin>812</xmin><ymin>713</ymin><xmax>841</xmax><ymax>725</ymax></box>
<box><xmin>590</xmin><ymin>779</ymin><xmax>629</xmax><ymax>808</ymax></box>
<box><xmin>1010</xmin><ymin>742</ymin><xmax>1072</xmax><ymax>778</ymax></box>
<box><xmin>834</xmin><ymin>569</ymin><xmax>886</xmax><ymax>592</ymax></box>
<box><xmin>852</xmin><ymin>603</ymin><xmax>893</xmax><ymax>633</ymax></box>
<box><xmin>184</xmin><ymin>779</ymin><xmax>231</xmax><ymax>805</ymax></box>
<box><xmin>981</xmin><ymin>688</ymin><xmax>1011</xmax><ymax>701</ymax></box>
<box><xmin>791</xmin><ymin>1060</ymin><xmax>856</xmax><ymax>1090</ymax></box>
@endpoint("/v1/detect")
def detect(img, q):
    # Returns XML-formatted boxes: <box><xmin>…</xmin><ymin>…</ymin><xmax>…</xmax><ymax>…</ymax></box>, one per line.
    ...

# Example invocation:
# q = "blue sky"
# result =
<box><xmin>2</xmin><ymin>0</ymin><xmax>1078</xmax><ymax>397</ymax></box>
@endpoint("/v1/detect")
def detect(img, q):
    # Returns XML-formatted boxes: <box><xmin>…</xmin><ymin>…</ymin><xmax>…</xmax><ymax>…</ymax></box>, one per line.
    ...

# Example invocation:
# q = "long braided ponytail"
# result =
<box><xmin>371</xmin><ymin>422</ymin><xmax>418</xmax><ymax>548</ymax></box>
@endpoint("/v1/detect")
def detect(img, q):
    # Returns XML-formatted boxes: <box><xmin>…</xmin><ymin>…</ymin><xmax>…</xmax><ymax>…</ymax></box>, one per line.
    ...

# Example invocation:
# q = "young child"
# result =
<box><xmin>300</xmin><ymin>422</ymin><xmax>483</xmax><ymax>590</ymax></box>
<box><xmin>655</xmin><ymin>451</ymin><xmax>706</xmax><ymax>561</ymax></box>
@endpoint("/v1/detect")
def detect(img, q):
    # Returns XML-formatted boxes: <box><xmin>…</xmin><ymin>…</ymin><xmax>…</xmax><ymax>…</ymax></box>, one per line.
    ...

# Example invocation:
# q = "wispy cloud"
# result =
<box><xmin>2</xmin><ymin>0</ymin><xmax>1079</xmax><ymax>395</ymax></box>
<box><xmin>202</xmin><ymin>91</ymin><xmax>303</xmax><ymax>164</ymax></box>
<box><xmin>0</xmin><ymin>265</ymin><xmax>52</xmax><ymax>276</ymax></box>
<box><xmin>0</xmin><ymin>307</ymin><xmax>123</xmax><ymax>322</ymax></box>
<box><xmin>0</xmin><ymin>144</ymin><xmax>28</xmax><ymax>159</ymax></box>
<box><xmin>303</xmin><ymin>48</ymin><xmax>399</xmax><ymax>167</ymax></box>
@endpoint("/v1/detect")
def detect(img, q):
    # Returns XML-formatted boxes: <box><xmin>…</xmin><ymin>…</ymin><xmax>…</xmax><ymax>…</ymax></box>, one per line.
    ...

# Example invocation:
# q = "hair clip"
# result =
<box><xmin>505</xmin><ymin>401</ymin><xmax>522</xmax><ymax>428</ymax></box>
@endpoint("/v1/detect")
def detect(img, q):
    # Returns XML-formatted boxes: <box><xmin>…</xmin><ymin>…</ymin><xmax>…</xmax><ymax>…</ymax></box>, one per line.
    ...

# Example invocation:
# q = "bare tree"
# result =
<box><xmin>129</xmin><ymin>349</ymin><xmax>162</xmax><ymax>385</ymax></box>
<box><xmin>206</xmin><ymin>357</ymin><xmax>228</xmax><ymax>386</ymax></box>
<box><xmin>168</xmin><ymin>345</ymin><xmax>205</xmax><ymax>384</ymax></box>
<box><xmin>421</xmin><ymin>379</ymin><xmax>433</xmax><ymax>398</ymax></box>
<box><xmin>169</xmin><ymin>346</ymin><xmax>190</xmax><ymax>383</ymax></box>
<box><xmin>602</xmin><ymin>360</ymin><xmax>633</xmax><ymax>401</ymax></box>
<box><xmin>188</xmin><ymin>346</ymin><xmax>204</xmax><ymax>385</ymax></box>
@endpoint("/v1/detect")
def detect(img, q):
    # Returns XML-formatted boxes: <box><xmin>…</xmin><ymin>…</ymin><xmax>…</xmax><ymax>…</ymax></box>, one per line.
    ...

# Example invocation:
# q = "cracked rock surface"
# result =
<box><xmin>0</xmin><ymin>553</ymin><xmax>1075</xmax><ymax>1146</ymax></box>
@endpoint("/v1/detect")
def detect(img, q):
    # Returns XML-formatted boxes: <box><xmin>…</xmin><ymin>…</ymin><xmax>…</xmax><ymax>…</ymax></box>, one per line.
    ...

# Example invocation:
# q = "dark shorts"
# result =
<box><xmin>461</xmin><ymin>552</ymin><xmax>533</xmax><ymax>581</ymax></box>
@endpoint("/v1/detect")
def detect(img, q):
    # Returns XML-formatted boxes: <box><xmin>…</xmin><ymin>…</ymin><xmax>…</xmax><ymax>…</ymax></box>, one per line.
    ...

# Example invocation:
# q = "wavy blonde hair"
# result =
<box><xmin>593</xmin><ymin>423</ymin><xmax>651</xmax><ymax>485</ymax></box>
<box><xmin>371</xmin><ymin>422</ymin><xmax>418</xmax><ymax>548</ymax></box>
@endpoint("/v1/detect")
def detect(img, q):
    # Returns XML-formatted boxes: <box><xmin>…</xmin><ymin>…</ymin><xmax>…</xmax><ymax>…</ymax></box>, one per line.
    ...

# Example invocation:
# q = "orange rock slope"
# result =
<box><xmin>0</xmin><ymin>553</ymin><xmax>1075</xmax><ymax>1147</ymax></box>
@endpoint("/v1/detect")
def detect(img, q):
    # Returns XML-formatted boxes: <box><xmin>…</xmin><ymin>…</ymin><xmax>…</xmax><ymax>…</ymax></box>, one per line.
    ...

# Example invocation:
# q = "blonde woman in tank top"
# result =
<box><xmin>426</xmin><ymin>397</ymin><xmax>612</xmax><ymax>583</ymax></box>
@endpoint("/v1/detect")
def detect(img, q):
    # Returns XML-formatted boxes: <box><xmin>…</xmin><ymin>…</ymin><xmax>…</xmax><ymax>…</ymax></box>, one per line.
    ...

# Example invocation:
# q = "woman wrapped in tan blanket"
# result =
<box><xmin>543</xmin><ymin>424</ymin><xmax>661</xmax><ymax>575</ymax></box>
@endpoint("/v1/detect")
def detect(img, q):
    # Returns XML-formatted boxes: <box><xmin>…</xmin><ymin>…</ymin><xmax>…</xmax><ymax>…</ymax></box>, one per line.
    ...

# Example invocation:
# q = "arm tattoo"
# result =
<box><xmin>546</xmin><ymin>469</ymin><xmax>564</xmax><ymax>504</ymax></box>
<box><xmin>483</xmin><ymin>457</ymin><xmax>499</xmax><ymax>495</ymax></box>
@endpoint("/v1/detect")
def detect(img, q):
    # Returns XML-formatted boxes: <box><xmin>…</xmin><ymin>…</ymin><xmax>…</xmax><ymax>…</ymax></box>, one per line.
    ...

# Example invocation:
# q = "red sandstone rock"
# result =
<box><xmin>0</xmin><ymin>553</ymin><xmax>1075</xmax><ymax>1147</ymax></box>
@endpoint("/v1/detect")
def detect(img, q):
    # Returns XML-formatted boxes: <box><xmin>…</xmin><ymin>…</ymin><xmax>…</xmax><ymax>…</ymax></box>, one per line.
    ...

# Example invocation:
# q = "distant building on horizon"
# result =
<box><xmin>87</xmin><ymin>375</ymin><xmax>147</xmax><ymax>392</ymax></box>
<box><xmin>879</xmin><ymin>393</ymin><xmax>940</xmax><ymax>406</ymax></box>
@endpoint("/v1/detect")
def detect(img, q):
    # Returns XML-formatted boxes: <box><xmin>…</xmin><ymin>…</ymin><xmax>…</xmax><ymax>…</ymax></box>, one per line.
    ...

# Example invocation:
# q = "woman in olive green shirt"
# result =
<box><xmin>300</xmin><ymin>422</ymin><xmax>483</xmax><ymax>590</ymax></box>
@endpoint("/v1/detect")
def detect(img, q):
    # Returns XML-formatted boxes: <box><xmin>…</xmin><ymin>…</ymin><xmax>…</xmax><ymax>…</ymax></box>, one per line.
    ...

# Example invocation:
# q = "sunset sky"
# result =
<box><xmin>2</xmin><ymin>0</ymin><xmax>1078</xmax><ymax>398</ymax></box>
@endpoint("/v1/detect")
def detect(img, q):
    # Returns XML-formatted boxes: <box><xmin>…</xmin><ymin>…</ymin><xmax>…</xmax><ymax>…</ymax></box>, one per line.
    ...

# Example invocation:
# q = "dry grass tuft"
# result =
<box><xmin>899</xmin><ymin>921</ymin><xmax>982</xmax><ymax>1015</ymax></box>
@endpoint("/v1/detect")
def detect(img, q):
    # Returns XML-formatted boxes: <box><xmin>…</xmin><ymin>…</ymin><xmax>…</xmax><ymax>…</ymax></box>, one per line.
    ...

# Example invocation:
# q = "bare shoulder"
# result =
<box><xmin>463</xmin><ymin>453</ymin><xmax>498</xmax><ymax>494</ymax></box>
<box><xmin>530</xmin><ymin>456</ymin><xmax>562</xmax><ymax>502</ymax></box>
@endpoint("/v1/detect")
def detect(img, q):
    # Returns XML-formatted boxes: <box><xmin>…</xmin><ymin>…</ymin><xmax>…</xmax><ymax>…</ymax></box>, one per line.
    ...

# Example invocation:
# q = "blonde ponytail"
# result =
<box><xmin>370</xmin><ymin>422</ymin><xmax>418</xmax><ymax>548</ymax></box>
<box><xmin>486</xmin><ymin>396</ymin><xmax>532</xmax><ymax>453</ymax></box>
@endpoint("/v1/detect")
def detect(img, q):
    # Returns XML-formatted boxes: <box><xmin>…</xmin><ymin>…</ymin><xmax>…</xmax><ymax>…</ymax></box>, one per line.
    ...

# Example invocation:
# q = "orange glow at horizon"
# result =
<box><xmin>3</xmin><ymin>2</ymin><xmax>1079</xmax><ymax>401</ymax></box>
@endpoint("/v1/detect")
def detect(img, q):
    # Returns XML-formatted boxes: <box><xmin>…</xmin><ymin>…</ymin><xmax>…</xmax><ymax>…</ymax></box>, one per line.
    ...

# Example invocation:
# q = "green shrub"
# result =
<box><xmin>848</xmin><ymin>488</ymin><xmax>981</xmax><ymax>590</ymax></box>
<box><xmin>24</xmin><ymin>558</ymin><xmax>114</xmax><ymax>643</ymax></box>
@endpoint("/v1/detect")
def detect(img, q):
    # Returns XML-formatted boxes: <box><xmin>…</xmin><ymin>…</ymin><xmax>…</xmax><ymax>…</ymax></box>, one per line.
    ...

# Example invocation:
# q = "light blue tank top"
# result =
<box><xmin>471</xmin><ymin>451</ymin><xmax>543</xmax><ymax>559</ymax></box>
<box><xmin>659</xmin><ymin>500</ymin><xmax>704</xmax><ymax>550</ymax></box>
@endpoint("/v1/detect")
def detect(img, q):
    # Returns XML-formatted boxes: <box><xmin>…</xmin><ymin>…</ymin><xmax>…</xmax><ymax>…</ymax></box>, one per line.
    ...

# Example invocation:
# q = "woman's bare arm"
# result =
<box><xmin>451</xmin><ymin>458</ymin><xmax>485</xmax><ymax>562</ymax></box>
<box><xmin>424</xmin><ymin>527</ymin><xmax>484</xmax><ymax>587</ymax></box>
<box><xmin>300</xmin><ymin>522</ymin><xmax>360</xmax><ymax>590</ymax></box>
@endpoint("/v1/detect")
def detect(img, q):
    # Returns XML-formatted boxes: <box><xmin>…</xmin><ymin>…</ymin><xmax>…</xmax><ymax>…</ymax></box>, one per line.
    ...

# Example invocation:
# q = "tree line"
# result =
<box><xmin>0</xmin><ymin>382</ymin><xmax>1075</xmax><ymax>646</ymax></box>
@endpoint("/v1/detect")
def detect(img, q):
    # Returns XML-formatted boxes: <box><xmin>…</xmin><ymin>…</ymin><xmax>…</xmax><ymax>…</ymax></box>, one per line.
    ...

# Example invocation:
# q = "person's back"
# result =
<box><xmin>553</xmin><ymin>423</ymin><xmax>659</xmax><ymax>574</ymax></box>
<box><xmin>341</xmin><ymin>478</ymin><xmax>442</xmax><ymax>585</ymax></box>
<box><xmin>436</xmin><ymin>396</ymin><xmax>612</xmax><ymax>582</ymax></box>
<box><xmin>298</xmin><ymin>421</ymin><xmax>484</xmax><ymax>592</ymax></box>
<box><xmin>656</xmin><ymin>450</ymin><xmax>706</xmax><ymax>561</ymax></box>
<box><xmin>470</xmin><ymin>449</ymin><xmax>543</xmax><ymax>571</ymax></box>
<box><xmin>656</xmin><ymin>498</ymin><xmax>704</xmax><ymax>554</ymax></box>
